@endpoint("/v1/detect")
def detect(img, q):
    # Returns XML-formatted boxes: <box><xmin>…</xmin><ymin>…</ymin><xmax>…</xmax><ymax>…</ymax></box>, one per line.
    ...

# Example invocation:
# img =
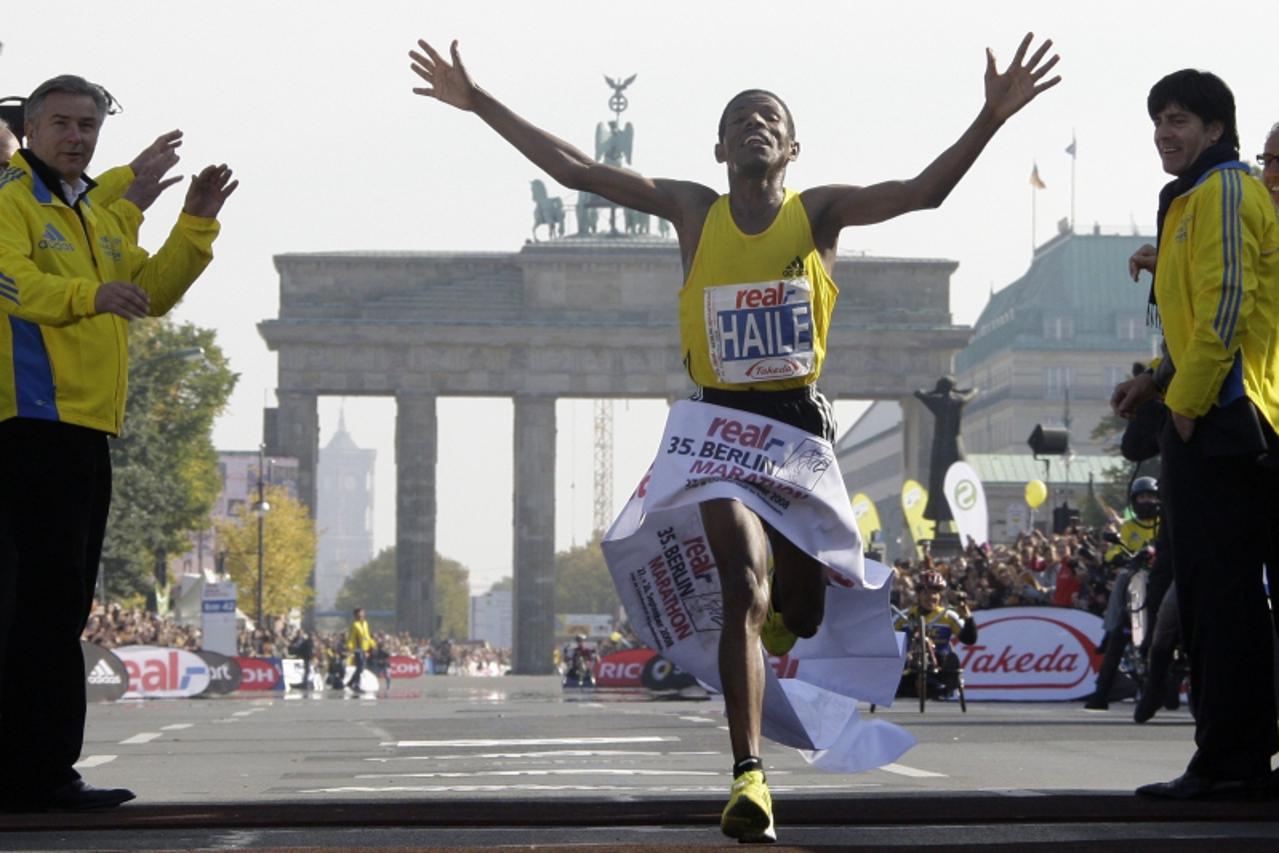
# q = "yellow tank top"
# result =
<box><xmin>679</xmin><ymin>189</ymin><xmax>838</xmax><ymax>391</ymax></box>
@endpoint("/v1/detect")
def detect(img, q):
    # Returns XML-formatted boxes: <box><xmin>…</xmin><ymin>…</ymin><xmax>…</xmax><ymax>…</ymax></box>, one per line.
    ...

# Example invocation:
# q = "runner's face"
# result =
<box><xmin>25</xmin><ymin>93</ymin><xmax>101</xmax><ymax>182</ymax></box>
<box><xmin>716</xmin><ymin>94</ymin><xmax>796</xmax><ymax>175</ymax></box>
<box><xmin>1152</xmin><ymin>103</ymin><xmax>1221</xmax><ymax>177</ymax></box>
<box><xmin>919</xmin><ymin>588</ymin><xmax>941</xmax><ymax>609</ymax></box>
<box><xmin>1264</xmin><ymin>130</ymin><xmax>1279</xmax><ymax>207</ymax></box>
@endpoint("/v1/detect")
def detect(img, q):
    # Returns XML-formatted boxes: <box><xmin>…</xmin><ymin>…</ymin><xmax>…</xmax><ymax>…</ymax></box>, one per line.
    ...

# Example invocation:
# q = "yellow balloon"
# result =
<box><xmin>1025</xmin><ymin>479</ymin><xmax>1048</xmax><ymax>509</ymax></box>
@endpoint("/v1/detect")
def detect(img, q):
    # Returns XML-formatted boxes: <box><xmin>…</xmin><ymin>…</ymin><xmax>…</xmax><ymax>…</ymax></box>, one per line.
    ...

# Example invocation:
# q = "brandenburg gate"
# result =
<box><xmin>258</xmin><ymin>236</ymin><xmax>966</xmax><ymax>673</ymax></box>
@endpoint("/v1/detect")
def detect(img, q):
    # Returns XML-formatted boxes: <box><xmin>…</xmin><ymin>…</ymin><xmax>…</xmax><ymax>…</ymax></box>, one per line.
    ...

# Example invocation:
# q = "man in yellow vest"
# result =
<box><xmin>407</xmin><ymin>33</ymin><xmax>1058</xmax><ymax>841</ymax></box>
<box><xmin>346</xmin><ymin>607</ymin><xmax>375</xmax><ymax>694</ymax></box>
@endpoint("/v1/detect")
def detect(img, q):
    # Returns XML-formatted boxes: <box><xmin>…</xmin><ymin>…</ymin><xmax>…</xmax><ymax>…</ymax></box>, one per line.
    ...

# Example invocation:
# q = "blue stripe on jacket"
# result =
<box><xmin>7</xmin><ymin>316</ymin><xmax>59</xmax><ymax>420</ymax></box>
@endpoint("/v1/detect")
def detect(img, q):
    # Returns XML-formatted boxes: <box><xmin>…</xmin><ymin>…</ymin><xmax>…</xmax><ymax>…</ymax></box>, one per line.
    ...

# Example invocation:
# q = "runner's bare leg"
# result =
<box><xmin>766</xmin><ymin>529</ymin><xmax>826</xmax><ymax>638</ymax></box>
<box><xmin>701</xmin><ymin>498</ymin><xmax>769</xmax><ymax>762</ymax></box>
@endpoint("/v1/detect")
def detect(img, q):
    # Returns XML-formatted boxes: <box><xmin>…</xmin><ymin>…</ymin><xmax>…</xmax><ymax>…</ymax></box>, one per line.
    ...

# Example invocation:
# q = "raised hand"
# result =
<box><xmin>984</xmin><ymin>33</ymin><xmax>1061</xmax><ymax>123</ymax></box>
<box><xmin>124</xmin><ymin>129</ymin><xmax>183</xmax><ymax>212</ymax></box>
<box><xmin>1128</xmin><ymin>243</ymin><xmax>1157</xmax><ymax>281</ymax></box>
<box><xmin>409</xmin><ymin>39</ymin><xmax>479</xmax><ymax>111</ymax></box>
<box><xmin>182</xmin><ymin>164</ymin><xmax>238</xmax><ymax>219</ymax></box>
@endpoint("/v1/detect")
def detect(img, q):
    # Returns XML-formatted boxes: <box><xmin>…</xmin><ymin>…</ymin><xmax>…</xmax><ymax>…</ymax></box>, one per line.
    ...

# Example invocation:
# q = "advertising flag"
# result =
<box><xmin>850</xmin><ymin>492</ymin><xmax>882</xmax><ymax>546</ymax></box>
<box><xmin>900</xmin><ymin>479</ymin><xmax>935</xmax><ymax>556</ymax></box>
<box><xmin>943</xmin><ymin>461</ymin><xmax>989</xmax><ymax>546</ymax></box>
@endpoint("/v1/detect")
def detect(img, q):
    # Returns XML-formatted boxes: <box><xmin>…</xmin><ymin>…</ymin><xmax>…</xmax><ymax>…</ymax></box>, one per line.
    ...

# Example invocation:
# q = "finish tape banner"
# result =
<box><xmin>603</xmin><ymin>400</ymin><xmax>914</xmax><ymax>773</ymax></box>
<box><xmin>953</xmin><ymin>607</ymin><xmax>1104</xmax><ymax>700</ymax></box>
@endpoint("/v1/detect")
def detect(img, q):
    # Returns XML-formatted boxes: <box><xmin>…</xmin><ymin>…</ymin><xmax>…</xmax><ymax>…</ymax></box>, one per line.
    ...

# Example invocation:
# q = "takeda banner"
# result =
<box><xmin>114</xmin><ymin>645</ymin><xmax>211</xmax><ymax>699</ymax></box>
<box><xmin>954</xmin><ymin>607</ymin><xmax>1104</xmax><ymax>700</ymax></box>
<box><xmin>943</xmin><ymin>461</ymin><xmax>989</xmax><ymax>546</ymax></box>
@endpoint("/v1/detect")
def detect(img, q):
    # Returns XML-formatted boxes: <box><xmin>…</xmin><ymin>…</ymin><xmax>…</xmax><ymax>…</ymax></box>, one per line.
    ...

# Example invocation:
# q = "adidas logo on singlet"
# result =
<box><xmin>782</xmin><ymin>256</ymin><xmax>804</xmax><ymax>279</ymax></box>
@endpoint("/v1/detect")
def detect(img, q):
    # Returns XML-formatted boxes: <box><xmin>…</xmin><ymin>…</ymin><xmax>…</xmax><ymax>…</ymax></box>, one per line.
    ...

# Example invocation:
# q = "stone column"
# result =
<box><xmin>396</xmin><ymin>392</ymin><xmax>437</xmax><ymax>638</ymax></box>
<box><xmin>898</xmin><ymin>394</ymin><xmax>933</xmax><ymax>485</ymax></box>
<box><xmin>274</xmin><ymin>390</ymin><xmax>319</xmax><ymax>513</ymax></box>
<box><xmin>512</xmin><ymin>395</ymin><xmax>556</xmax><ymax>674</ymax></box>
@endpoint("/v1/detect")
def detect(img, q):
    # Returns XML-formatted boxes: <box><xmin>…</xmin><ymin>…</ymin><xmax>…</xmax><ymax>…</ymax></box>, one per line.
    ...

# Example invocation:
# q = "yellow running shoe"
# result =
<box><xmin>721</xmin><ymin>769</ymin><xmax>776</xmax><ymax>843</ymax></box>
<box><xmin>759</xmin><ymin>570</ymin><xmax>796</xmax><ymax>657</ymax></box>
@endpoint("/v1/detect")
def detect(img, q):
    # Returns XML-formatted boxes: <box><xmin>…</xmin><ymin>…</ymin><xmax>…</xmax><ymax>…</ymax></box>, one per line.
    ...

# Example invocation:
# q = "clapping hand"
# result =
<box><xmin>124</xmin><ymin>130</ymin><xmax>183</xmax><ymax>212</ymax></box>
<box><xmin>182</xmin><ymin>164</ymin><xmax>238</xmax><ymax>219</ymax></box>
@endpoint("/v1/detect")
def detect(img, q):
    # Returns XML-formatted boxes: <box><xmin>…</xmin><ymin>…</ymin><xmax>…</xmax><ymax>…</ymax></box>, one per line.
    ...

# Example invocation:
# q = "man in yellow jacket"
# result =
<box><xmin>0</xmin><ymin>74</ymin><xmax>236</xmax><ymax>812</ymax></box>
<box><xmin>346</xmin><ymin>608</ymin><xmax>375</xmax><ymax>693</ymax></box>
<box><xmin>1113</xmin><ymin>69</ymin><xmax>1279</xmax><ymax>800</ymax></box>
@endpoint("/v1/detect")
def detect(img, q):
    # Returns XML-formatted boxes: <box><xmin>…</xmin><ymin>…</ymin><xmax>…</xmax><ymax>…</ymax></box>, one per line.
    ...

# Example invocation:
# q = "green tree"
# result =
<box><xmin>554</xmin><ymin>537</ymin><xmax>619</xmax><ymax>614</ymax></box>
<box><xmin>215</xmin><ymin>483</ymin><xmax>317</xmax><ymax>620</ymax></box>
<box><xmin>335</xmin><ymin>548</ymin><xmax>471</xmax><ymax>639</ymax></box>
<box><xmin>102</xmin><ymin>318</ymin><xmax>237</xmax><ymax>603</ymax></box>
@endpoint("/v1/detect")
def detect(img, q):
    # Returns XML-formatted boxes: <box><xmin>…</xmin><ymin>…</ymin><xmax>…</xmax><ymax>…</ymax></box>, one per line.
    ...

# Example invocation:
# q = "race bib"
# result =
<box><xmin>704</xmin><ymin>278</ymin><xmax>815</xmax><ymax>384</ymax></box>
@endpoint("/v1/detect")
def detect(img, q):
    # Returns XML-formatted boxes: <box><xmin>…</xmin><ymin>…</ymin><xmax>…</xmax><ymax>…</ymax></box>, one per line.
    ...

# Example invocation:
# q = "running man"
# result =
<box><xmin>409</xmin><ymin>33</ymin><xmax>1058</xmax><ymax>841</ymax></box>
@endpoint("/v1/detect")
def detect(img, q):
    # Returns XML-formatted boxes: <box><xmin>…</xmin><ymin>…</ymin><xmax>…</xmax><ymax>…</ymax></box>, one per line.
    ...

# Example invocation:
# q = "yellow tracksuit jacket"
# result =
<box><xmin>1155</xmin><ymin>163</ymin><xmax>1279</xmax><ymax>431</ymax></box>
<box><xmin>0</xmin><ymin>152</ymin><xmax>219</xmax><ymax>435</ymax></box>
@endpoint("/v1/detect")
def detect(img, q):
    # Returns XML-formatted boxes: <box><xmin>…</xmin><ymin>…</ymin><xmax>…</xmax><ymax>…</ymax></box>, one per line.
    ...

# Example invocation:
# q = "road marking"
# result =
<box><xmin>366</xmin><ymin>749</ymin><xmax>664</xmax><ymax>762</ymax></box>
<box><xmin>161</xmin><ymin>723</ymin><xmax>193</xmax><ymax>731</ymax></box>
<box><xmin>355</xmin><ymin>769</ymin><xmax>720</xmax><ymax>780</ymax></box>
<box><xmin>231</xmin><ymin>711</ymin><xmax>254</xmax><ymax>717</ymax></box>
<box><xmin>678</xmin><ymin>716</ymin><xmax>713</xmax><ymax>723</ymax></box>
<box><xmin>74</xmin><ymin>755</ymin><xmax>116</xmax><ymax>769</ymax></box>
<box><xmin>298</xmin><ymin>782</ymin><xmax>878</xmax><ymax>794</ymax></box>
<box><xmin>119</xmin><ymin>732</ymin><xmax>161</xmax><ymax>745</ymax></box>
<box><xmin>670</xmin><ymin>751</ymin><xmax>720</xmax><ymax>756</ymax></box>
<box><xmin>879</xmin><ymin>763</ymin><xmax>947</xmax><ymax>778</ymax></box>
<box><xmin>386</xmin><ymin>736</ymin><xmax>678</xmax><ymax>748</ymax></box>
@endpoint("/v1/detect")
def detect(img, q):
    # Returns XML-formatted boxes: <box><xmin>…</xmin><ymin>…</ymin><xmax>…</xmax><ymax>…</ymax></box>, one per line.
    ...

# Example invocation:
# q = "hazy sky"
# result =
<box><xmin>4</xmin><ymin>1</ymin><xmax>1275</xmax><ymax>594</ymax></box>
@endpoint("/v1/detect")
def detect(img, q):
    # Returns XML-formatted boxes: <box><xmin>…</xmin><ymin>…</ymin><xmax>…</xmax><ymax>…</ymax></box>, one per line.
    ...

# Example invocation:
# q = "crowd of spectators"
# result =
<box><xmin>81</xmin><ymin>603</ymin><xmax>512</xmax><ymax>675</ymax></box>
<box><xmin>889</xmin><ymin>525</ymin><xmax>1126</xmax><ymax>618</ymax></box>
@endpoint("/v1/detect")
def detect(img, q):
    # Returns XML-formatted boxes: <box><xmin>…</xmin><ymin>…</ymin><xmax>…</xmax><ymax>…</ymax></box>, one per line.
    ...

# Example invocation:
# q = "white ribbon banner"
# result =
<box><xmin>603</xmin><ymin>400</ymin><xmax>915</xmax><ymax>772</ymax></box>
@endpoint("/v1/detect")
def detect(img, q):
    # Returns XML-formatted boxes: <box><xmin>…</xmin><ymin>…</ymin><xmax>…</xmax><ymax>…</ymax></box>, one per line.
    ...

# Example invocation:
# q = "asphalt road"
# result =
<box><xmin>2</xmin><ymin>676</ymin><xmax>1276</xmax><ymax>850</ymax></box>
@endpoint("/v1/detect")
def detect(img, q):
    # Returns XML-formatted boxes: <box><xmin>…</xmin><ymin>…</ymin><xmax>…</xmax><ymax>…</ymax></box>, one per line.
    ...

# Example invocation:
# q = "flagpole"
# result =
<box><xmin>1031</xmin><ymin>180</ymin><xmax>1036</xmax><ymax>252</ymax></box>
<box><xmin>1068</xmin><ymin>130</ymin><xmax>1077</xmax><ymax>233</ymax></box>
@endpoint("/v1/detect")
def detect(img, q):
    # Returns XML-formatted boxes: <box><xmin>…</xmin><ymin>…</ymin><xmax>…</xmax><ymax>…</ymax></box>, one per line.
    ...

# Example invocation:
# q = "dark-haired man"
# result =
<box><xmin>0</xmin><ymin>74</ymin><xmax>236</xmax><ymax>811</ymax></box>
<box><xmin>409</xmin><ymin>34</ymin><xmax>1058</xmax><ymax>841</ymax></box>
<box><xmin>1112</xmin><ymin>69</ymin><xmax>1279</xmax><ymax>799</ymax></box>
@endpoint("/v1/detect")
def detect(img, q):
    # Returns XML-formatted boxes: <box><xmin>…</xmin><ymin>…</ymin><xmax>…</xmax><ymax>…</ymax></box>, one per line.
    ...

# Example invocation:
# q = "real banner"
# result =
<box><xmin>943</xmin><ymin>461</ymin><xmax>989</xmax><ymax>546</ymax></box>
<box><xmin>602</xmin><ymin>400</ymin><xmax>915</xmax><ymax>773</ymax></box>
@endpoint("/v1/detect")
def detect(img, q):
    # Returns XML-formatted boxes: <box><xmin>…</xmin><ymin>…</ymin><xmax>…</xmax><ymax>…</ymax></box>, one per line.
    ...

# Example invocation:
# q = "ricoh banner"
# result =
<box><xmin>954</xmin><ymin>607</ymin><xmax>1104</xmax><ymax>701</ymax></box>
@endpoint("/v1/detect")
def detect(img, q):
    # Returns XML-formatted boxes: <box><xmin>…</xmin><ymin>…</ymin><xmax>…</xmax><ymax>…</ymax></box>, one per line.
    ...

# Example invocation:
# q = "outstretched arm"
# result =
<box><xmin>805</xmin><ymin>33</ymin><xmax>1060</xmax><ymax>234</ymax></box>
<box><xmin>409</xmin><ymin>38</ymin><xmax>711</xmax><ymax>226</ymax></box>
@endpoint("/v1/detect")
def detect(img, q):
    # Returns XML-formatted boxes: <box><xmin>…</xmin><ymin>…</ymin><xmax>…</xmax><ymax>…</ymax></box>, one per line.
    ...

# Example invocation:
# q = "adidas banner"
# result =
<box><xmin>82</xmin><ymin>641</ymin><xmax>128</xmax><ymax>703</ymax></box>
<box><xmin>602</xmin><ymin>400</ymin><xmax>914</xmax><ymax>773</ymax></box>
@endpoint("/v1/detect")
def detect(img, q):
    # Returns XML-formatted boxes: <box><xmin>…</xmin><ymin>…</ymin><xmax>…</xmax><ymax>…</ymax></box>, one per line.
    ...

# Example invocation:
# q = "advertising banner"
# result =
<box><xmin>234</xmin><ymin>656</ymin><xmax>285</xmax><ymax>692</ymax></box>
<box><xmin>388</xmin><ymin>655</ymin><xmax>424</xmax><ymax>679</ymax></box>
<box><xmin>201</xmin><ymin>581</ymin><xmax>238</xmax><ymax>658</ymax></box>
<box><xmin>901</xmin><ymin>479</ymin><xmax>935</xmax><ymax>556</ymax></box>
<box><xmin>82</xmin><ymin>641</ymin><xmax>128</xmax><ymax>703</ymax></box>
<box><xmin>196</xmin><ymin>650</ymin><xmax>242</xmax><ymax>695</ymax></box>
<box><xmin>954</xmin><ymin>607</ymin><xmax>1104</xmax><ymax>701</ymax></box>
<box><xmin>555</xmin><ymin>614</ymin><xmax>614</xmax><ymax>639</ymax></box>
<box><xmin>943</xmin><ymin>461</ymin><xmax>989</xmax><ymax>546</ymax></box>
<box><xmin>603</xmin><ymin>401</ymin><xmax>914</xmax><ymax>773</ymax></box>
<box><xmin>114</xmin><ymin>645</ymin><xmax>211</xmax><ymax>699</ymax></box>
<box><xmin>593</xmin><ymin>648</ymin><xmax>656</xmax><ymax>688</ymax></box>
<box><xmin>850</xmin><ymin>492</ymin><xmax>882</xmax><ymax>547</ymax></box>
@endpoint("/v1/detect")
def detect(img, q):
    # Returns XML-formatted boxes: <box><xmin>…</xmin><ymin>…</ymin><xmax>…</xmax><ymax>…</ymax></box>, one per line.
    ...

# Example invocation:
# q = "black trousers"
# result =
<box><xmin>0</xmin><ymin>419</ymin><xmax>111</xmax><ymax>795</ymax></box>
<box><xmin>1160</xmin><ymin>418</ymin><xmax>1277</xmax><ymax>779</ymax></box>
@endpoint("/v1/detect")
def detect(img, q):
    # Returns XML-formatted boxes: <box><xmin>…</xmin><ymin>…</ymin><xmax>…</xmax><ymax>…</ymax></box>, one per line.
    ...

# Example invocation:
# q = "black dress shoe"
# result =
<box><xmin>1136</xmin><ymin>771</ymin><xmax>1267</xmax><ymax>800</ymax></box>
<box><xmin>3</xmin><ymin>780</ymin><xmax>135</xmax><ymax>812</ymax></box>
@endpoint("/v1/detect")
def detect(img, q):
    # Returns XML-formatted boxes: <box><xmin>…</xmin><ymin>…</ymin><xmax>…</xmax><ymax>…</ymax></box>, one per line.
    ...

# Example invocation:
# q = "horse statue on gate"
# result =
<box><xmin>624</xmin><ymin>207</ymin><xmax>650</xmax><ymax>235</ymax></box>
<box><xmin>530</xmin><ymin>179</ymin><xmax>565</xmax><ymax>241</ymax></box>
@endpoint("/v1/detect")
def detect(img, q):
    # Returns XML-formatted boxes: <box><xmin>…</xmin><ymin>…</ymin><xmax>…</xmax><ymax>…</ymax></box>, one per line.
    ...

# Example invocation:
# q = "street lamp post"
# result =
<box><xmin>252</xmin><ymin>443</ymin><xmax>271</xmax><ymax>628</ymax></box>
